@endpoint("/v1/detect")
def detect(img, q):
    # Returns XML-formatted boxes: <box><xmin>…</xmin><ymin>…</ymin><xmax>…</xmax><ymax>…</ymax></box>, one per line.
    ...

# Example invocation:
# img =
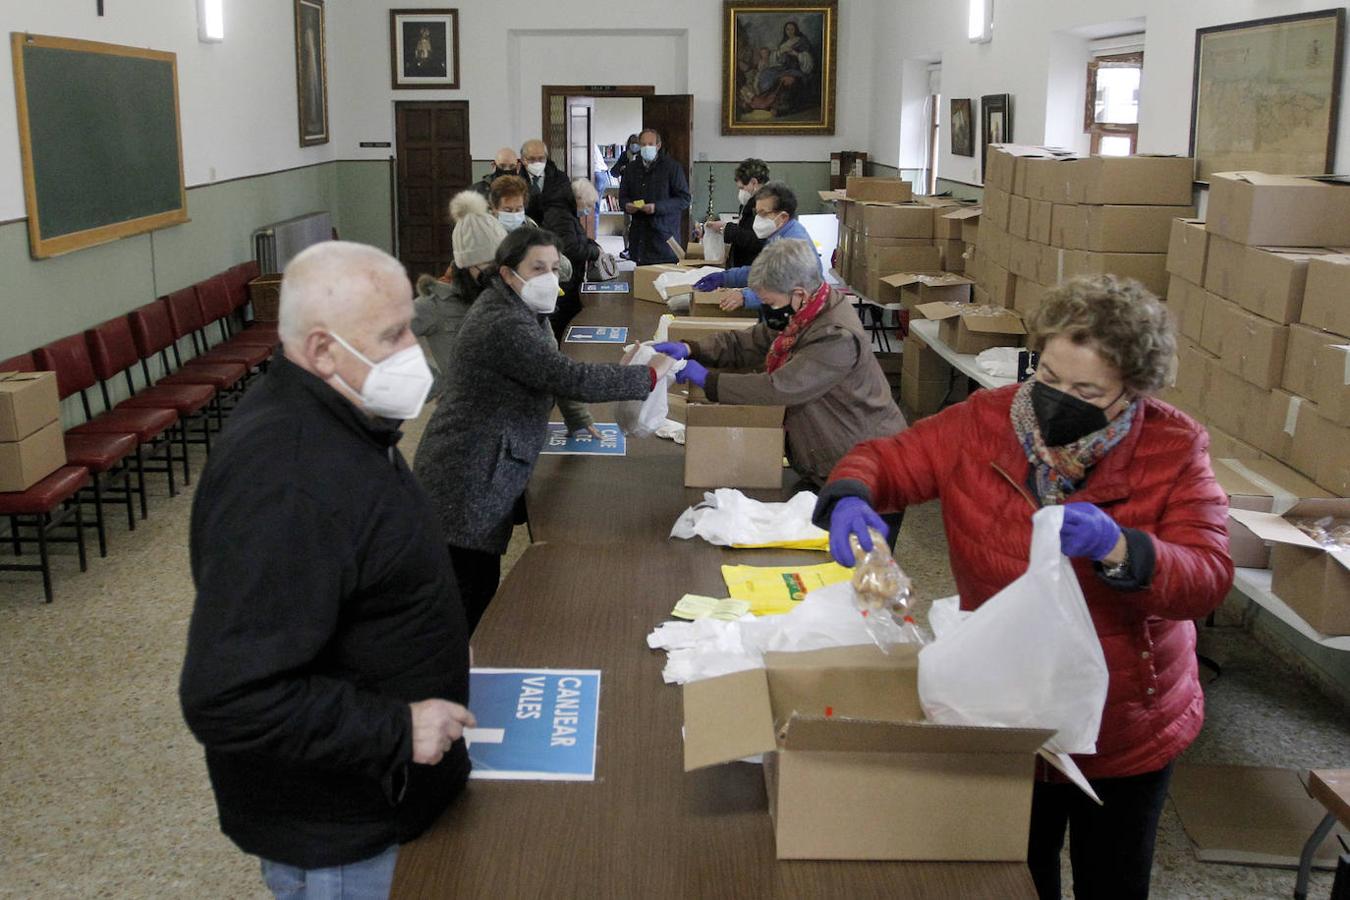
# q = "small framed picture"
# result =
<box><xmin>950</xmin><ymin>98</ymin><xmax>974</xmax><ymax>157</ymax></box>
<box><xmin>981</xmin><ymin>93</ymin><xmax>1013</xmax><ymax>180</ymax></box>
<box><xmin>390</xmin><ymin>9</ymin><xmax>460</xmax><ymax>90</ymax></box>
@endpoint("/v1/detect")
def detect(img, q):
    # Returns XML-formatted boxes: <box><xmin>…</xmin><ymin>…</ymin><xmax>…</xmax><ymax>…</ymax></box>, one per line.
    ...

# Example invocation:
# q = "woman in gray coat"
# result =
<box><xmin>414</xmin><ymin>227</ymin><xmax>662</xmax><ymax>632</ymax></box>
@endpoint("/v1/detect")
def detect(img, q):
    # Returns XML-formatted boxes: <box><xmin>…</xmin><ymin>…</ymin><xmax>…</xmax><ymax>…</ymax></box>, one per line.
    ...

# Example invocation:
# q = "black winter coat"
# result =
<box><xmin>521</xmin><ymin>159</ymin><xmax>574</xmax><ymax>228</ymax></box>
<box><xmin>723</xmin><ymin>195</ymin><xmax>766</xmax><ymax>270</ymax></box>
<box><xmin>617</xmin><ymin>150</ymin><xmax>691</xmax><ymax>265</ymax></box>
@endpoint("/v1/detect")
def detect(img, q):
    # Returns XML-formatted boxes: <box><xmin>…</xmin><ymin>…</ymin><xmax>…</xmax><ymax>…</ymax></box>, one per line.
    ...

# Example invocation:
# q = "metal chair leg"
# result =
<box><xmin>91</xmin><ymin>479</ymin><xmax>107</xmax><ymax>558</ymax></box>
<box><xmin>1295</xmin><ymin>811</ymin><xmax>1337</xmax><ymax>900</ymax></box>
<box><xmin>36</xmin><ymin>513</ymin><xmax>52</xmax><ymax>604</ymax></box>
<box><xmin>135</xmin><ymin>444</ymin><xmax>149</xmax><ymax>520</ymax></box>
<box><xmin>74</xmin><ymin>502</ymin><xmax>87</xmax><ymax>573</ymax></box>
<box><xmin>8</xmin><ymin>514</ymin><xmax>19</xmax><ymax>555</ymax></box>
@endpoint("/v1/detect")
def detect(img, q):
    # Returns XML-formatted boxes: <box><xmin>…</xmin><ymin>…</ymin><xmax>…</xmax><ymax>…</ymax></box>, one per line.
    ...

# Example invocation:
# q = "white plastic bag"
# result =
<box><xmin>917</xmin><ymin>506</ymin><xmax>1108</xmax><ymax>755</ymax></box>
<box><xmin>700</xmin><ymin>226</ymin><xmax>726</xmax><ymax>263</ymax></box>
<box><xmin>653</xmin><ymin>266</ymin><xmax>723</xmax><ymax>301</ymax></box>
<box><xmin>614</xmin><ymin>342</ymin><xmax>683</xmax><ymax>437</ymax></box>
<box><xmin>670</xmin><ymin>489</ymin><xmax>827</xmax><ymax>549</ymax></box>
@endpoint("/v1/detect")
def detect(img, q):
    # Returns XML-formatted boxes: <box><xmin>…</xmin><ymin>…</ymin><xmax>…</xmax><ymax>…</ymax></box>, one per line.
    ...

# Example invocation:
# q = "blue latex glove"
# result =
<box><xmin>693</xmin><ymin>272</ymin><xmax>726</xmax><ymax>292</ymax></box>
<box><xmin>1059</xmin><ymin>502</ymin><xmax>1122</xmax><ymax>560</ymax></box>
<box><xmin>675</xmin><ymin>360</ymin><xmax>708</xmax><ymax>388</ymax></box>
<box><xmin>828</xmin><ymin>497</ymin><xmax>889</xmax><ymax>567</ymax></box>
<box><xmin>651</xmin><ymin>341</ymin><xmax>689</xmax><ymax>360</ymax></box>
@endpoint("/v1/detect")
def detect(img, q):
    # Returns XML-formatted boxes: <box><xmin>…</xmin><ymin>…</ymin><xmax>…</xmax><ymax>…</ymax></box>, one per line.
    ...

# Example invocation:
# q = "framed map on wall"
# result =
<box><xmin>1190</xmin><ymin>9</ymin><xmax>1345</xmax><ymax>183</ymax></box>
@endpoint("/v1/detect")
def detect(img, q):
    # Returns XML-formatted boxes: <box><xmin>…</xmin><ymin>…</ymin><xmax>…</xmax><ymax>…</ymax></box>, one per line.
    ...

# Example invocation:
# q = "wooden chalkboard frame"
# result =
<box><xmin>11</xmin><ymin>33</ymin><xmax>189</xmax><ymax>258</ymax></box>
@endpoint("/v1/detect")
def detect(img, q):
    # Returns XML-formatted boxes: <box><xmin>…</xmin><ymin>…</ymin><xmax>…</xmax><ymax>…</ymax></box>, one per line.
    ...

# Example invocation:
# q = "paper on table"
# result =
<box><xmin>671</xmin><ymin>594</ymin><xmax>753</xmax><ymax>621</ymax></box>
<box><xmin>720</xmin><ymin>561</ymin><xmax>854</xmax><ymax>615</ymax></box>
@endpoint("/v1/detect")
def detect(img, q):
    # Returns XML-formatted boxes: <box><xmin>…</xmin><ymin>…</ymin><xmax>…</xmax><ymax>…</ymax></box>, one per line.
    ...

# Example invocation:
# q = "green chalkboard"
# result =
<box><xmin>12</xmin><ymin>33</ymin><xmax>188</xmax><ymax>258</ymax></box>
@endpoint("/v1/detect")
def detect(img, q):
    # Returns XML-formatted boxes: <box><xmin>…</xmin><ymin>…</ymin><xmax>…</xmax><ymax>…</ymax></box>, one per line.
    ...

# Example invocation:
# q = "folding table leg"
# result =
<box><xmin>1295</xmin><ymin>811</ymin><xmax>1337</xmax><ymax>900</ymax></box>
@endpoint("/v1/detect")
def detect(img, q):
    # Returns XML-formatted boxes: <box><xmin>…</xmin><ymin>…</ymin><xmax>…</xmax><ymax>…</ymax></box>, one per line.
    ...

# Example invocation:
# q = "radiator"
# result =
<box><xmin>252</xmin><ymin>211</ymin><xmax>333</xmax><ymax>274</ymax></box>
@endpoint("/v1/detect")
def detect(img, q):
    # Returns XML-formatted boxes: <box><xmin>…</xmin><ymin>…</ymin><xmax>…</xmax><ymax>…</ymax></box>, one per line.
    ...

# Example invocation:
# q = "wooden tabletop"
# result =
<box><xmin>391</xmin><ymin>281</ymin><xmax>1037</xmax><ymax>899</ymax></box>
<box><xmin>1309</xmin><ymin>769</ymin><xmax>1350</xmax><ymax>828</ymax></box>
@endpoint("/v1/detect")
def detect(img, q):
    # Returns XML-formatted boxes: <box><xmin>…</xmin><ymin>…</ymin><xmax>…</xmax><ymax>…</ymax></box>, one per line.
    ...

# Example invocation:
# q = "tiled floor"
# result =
<box><xmin>0</xmin><ymin>402</ymin><xmax>1346</xmax><ymax>898</ymax></box>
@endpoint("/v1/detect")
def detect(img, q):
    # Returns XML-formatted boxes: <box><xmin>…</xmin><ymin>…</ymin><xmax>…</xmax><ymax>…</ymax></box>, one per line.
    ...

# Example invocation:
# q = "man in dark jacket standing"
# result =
<box><xmin>519</xmin><ymin>138</ymin><xmax>574</xmax><ymax>226</ymax></box>
<box><xmin>618</xmin><ymin>128</ymin><xmax>691</xmax><ymax>265</ymax></box>
<box><xmin>180</xmin><ymin>241</ymin><xmax>475</xmax><ymax>898</ymax></box>
<box><xmin>473</xmin><ymin>146</ymin><xmax>519</xmax><ymax>199</ymax></box>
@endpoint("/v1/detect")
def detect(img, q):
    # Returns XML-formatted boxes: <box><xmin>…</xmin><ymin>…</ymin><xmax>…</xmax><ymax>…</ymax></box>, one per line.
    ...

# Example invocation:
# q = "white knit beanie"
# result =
<box><xmin>453</xmin><ymin>209</ymin><xmax>507</xmax><ymax>269</ymax></box>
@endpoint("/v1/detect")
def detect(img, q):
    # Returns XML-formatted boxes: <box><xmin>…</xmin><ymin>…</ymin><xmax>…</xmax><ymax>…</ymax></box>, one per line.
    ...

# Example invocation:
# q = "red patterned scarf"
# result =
<box><xmin>764</xmin><ymin>282</ymin><xmax>831</xmax><ymax>374</ymax></box>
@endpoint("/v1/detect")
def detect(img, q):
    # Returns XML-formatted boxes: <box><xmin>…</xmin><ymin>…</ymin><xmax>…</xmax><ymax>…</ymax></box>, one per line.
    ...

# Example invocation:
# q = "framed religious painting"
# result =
<box><xmin>294</xmin><ymin>0</ymin><xmax>329</xmax><ymax>146</ymax></box>
<box><xmin>950</xmin><ymin>98</ymin><xmax>975</xmax><ymax>157</ymax></box>
<box><xmin>389</xmin><ymin>9</ymin><xmax>460</xmax><ymax>90</ymax></box>
<box><xmin>1190</xmin><ymin>9</ymin><xmax>1344</xmax><ymax>182</ymax></box>
<box><xmin>981</xmin><ymin>93</ymin><xmax>1012</xmax><ymax>180</ymax></box>
<box><xmin>722</xmin><ymin>0</ymin><xmax>838</xmax><ymax>135</ymax></box>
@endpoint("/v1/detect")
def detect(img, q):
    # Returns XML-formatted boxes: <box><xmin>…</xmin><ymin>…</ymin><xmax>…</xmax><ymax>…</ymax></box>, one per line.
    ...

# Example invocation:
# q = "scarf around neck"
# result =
<box><xmin>764</xmin><ymin>282</ymin><xmax>831</xmax><ymax>374</ymax></box>
<box><xmin>1009</xmin><ymin>379</ymin><xmax>1137</xmax><ymax>505</ymax></box>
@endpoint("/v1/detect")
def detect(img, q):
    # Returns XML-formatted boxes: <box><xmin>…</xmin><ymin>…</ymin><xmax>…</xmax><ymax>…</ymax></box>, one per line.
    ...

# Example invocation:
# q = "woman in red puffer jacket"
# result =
<box><xmin>814</xmin><ymin>275</ymin><xmax>1233</xmax><ymax>900</ymax></box>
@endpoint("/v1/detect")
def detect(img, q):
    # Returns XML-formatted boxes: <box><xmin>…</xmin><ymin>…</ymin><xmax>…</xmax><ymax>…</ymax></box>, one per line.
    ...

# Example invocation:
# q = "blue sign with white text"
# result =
<box><xmin>565</xmin><ymin>325</ymin><xmax>629</xmax><ymax>344</ymax></box>
<box><xmin>538</xmin><ymin>422</ymin><xmax>625</xmax><ymax>456</ymax></box>
<box><xmin>466</xmin><ymin>668</ymin><xmax>601</xmax><ymax>781</ymax></box>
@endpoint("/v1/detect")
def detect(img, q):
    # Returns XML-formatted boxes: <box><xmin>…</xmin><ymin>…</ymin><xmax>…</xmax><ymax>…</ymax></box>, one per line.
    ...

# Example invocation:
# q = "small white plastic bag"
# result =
<box><xmin>614</xmin><ymin>342</ymin><xmax>683</xmax><ymax>437</ymax></box>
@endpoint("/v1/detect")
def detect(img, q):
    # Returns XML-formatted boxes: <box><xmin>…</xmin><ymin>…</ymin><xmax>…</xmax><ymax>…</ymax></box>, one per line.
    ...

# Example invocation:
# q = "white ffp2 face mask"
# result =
<box><xmin>329</xmin><ymin>332</ymin><xmax>434</xmax><ymax>421</ymax></box>
<box><xmin>513</xmin><ymin>270</ymin><xmax>560</xmax><ymax>314</ymax></box>
<box><xmin>752</xmin><ymin>215</ymin><xmax>780</xmax><ymax>239</ymax></box>
<box><xmin>525</xmin><ymin>161</ymin><xmax>547</xmax><ymax>178</ymax></box>
<box><xmin>737</xmin><ymin>188</ymin><xmax>752</xmax><ymax>207</ymax></box>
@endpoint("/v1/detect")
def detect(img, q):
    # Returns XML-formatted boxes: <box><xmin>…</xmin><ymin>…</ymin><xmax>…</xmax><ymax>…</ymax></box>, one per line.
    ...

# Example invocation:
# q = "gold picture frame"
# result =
<box><xmin>722</xmin><ymin>0</ymin><xmax>837</xmax><ymax>136</ymax></box>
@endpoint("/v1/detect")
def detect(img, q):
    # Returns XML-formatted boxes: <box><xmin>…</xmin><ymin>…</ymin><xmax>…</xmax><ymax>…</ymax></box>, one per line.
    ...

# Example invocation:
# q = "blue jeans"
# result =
<box><xmin>260</xmin><ymin>845</ymin><xmax>399</xmax><ymax>900</ymax></box>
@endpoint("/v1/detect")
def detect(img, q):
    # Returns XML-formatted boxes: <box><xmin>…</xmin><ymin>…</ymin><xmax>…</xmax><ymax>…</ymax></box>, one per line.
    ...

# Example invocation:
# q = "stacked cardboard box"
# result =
<box><xmin>1159</xmin><ymin>172</ymin><xmax>1350</xmax><ymax>503</ymax></box>
<box><xmin>973</xmin><ymin>147</ymin><xmax>1196</xmax><ymax>319</ymax></box>
<box><xmin>0</xmin><ymin>371</ymin><xmax>66</xmax><ymax>492</ymax></box>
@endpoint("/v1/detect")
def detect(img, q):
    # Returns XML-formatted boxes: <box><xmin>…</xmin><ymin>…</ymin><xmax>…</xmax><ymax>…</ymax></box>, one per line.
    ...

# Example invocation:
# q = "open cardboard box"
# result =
<box><xmin>1228</xmin><ymin>499</ymin><xmax>1350</xmax><ymax>635</ymax></box>
<box><xmin>692</xmin><ymin>290</ymin><xmax>760</xmax><ymax>319</ymax></box>
<box><xmin>633</xmin><ymin>264</ymin><xmax>687</xmax><ymax>303</ymax></box>
<box><xmin>683</xmin><ymin>404</ymin><xmax>784</xmax><ymax>489</ymax></box>
<box><xmin>917</xmin><ymin>301</ymin><xmax>1027</xmax><ymax>355</ymax></box>
<box><xmin>1212</xmin><ymin>458</ymin><xmax>1333</xmax><ymax>568</ymax></box>
<box><xmin>879</xmin><ymin>272</ymin><xmax>974</xmax><ymax>309</ymax></box>
<box><xmin>683</xmin><ymin>645</ymin><xmax>1093</xmax><ymax>861</ymax></box>
<box><xmin>667</xmin><ymin>316</ymin><xmax>759</xmax><ymax>347</ymax></box>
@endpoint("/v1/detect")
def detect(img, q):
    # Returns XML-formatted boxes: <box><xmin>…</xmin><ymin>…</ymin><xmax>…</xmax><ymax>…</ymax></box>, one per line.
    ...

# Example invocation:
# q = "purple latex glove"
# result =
<box><xmin>828</xmin><ymin>497</ymin><xmax>889</xmax><ymax>567</ymax></box>
<box><xmin>1059</xmin><ymin>502</ymin><xmax>1122</xmax><ymax>560</ymax></box>
<box><xmin>675</xmin><ymin>359</ymin><xmax>708</xmax><ymax>388</ymax></box>
<box><xmin>693</xmin><ymin>272</ymin><xmax>726</xmax><ymax>292</ymax></box>
<box><xmin>652</xmin><ymin>341</ymin><xmax>690</xmax><ymax>360</ymax></box>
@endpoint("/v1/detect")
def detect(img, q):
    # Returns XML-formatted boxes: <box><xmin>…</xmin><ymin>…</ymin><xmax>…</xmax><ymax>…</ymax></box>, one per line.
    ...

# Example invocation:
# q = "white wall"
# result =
<box><xmin>0</xmin><ymin>0</ymin><xmax>334</xmax><ymax>221</ymax></box>
<box><xmin>328</xmin><ymin>0</ymin><xmax>877</xmax><ymax>164</ymax></box>
<box><xmin>871</xmin><ymin>0</ymin><xmax>1350</xmax><ymax>187</ymax></box>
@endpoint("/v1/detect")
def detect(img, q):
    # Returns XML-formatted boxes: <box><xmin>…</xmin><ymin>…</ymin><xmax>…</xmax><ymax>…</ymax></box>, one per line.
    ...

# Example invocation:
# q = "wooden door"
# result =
<box><xmin>641</xmin><ymin>94</ymin><xmax>694</xmax><ymax>242</ymax></box>
<box><xmin>394</xmin><ymin>100</ymin><xmax>471</xmax><ymax>281</ymax></box>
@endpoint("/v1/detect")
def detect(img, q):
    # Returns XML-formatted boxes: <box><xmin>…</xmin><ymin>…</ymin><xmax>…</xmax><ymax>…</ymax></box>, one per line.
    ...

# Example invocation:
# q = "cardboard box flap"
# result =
<box><xmin>941</xmin><ymin>207</ymin><xmax>983</xmax><ymax>222</ymax></box>
<box><xmin>882</xmin><ymin>273</ymin><xmax>975</xmax><ymax>289</ymax></box>
<box><xmin>778</xmin><ymin>714</ymin><xmax>1053</xmax><ymax>754</ymax></box>
<box><xmin>685</xmin><ymin>404</ymin><xmax>785</xmax><ymax>429</ymax></box>
<box><xmin>0</xmin><ymin>371</ymin><xmax>48</xmax><ymax>383</ymax></box>
<box><xmin>763</xmin><ymin>645</ymin><xmax>923</xmax><ymax>724</ymax></box>
<box><xmin>1228</xmin><ymin>499</ymin><xmax>1350</xmax><ymax>566</ymax></box>
<box><xmin>683</xmin><ymin>669</ymin><xmax>777</xmax><ymax>771</ymax></box>
<box><xmin>916</xmin><ymin>301</ymin><xmax>963</xmax><ymax>322</ymax></box>
<box><xmin>990</xmin><ymin>143</ymin><xmax>1078</xmax><ymax>160</ymax></box>
<box><xmin>1212</xmin><ymin>458</ymin><xmax>1330</xmax><ymax>513</ymax></box>
<box><xmin>1213</xmin><ymin>171</ymin><xmax>1322</xmax><ymax>188</ymax></box>
<box><xmin>964</xmin><ymin>311</ymin><xmax>1028</xmax><ymax>335</ymax></box>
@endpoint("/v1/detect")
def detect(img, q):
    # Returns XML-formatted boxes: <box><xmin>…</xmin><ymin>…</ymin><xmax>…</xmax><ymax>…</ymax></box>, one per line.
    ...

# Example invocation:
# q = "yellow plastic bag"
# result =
<box><xmin>719</xmin><ymin>561</ymin><xmax>853</xmax><ymax>615</ymax></box>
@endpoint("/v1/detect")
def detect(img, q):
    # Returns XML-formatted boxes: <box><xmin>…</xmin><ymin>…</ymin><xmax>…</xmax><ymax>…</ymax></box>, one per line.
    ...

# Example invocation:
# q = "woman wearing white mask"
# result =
<box><xmin>704</xmin><ymin>158</ymin><xmax>770</xmax><ymax>270</ymax></box>
<box><xmin>414</xmin><ymin>228</ymin><xmax>668</xmax><ymax>632</ymax></box>
<box><xmin>694</xmin><ymin>181</ymin><xmax>820</xmax><ymax>312</ymax></box>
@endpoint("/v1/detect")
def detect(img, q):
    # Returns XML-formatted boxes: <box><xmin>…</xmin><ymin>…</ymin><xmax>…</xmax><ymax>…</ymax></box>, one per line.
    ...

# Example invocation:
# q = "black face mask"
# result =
<box><xmin>1030</xmin><ymin>381</ymin><xmax>1124</xmax><ymax>446</ymax></box>
<box><xmin>762</xmin><ymin>303</ymin><xmax>795</xmax><ymax>331</ymax></box>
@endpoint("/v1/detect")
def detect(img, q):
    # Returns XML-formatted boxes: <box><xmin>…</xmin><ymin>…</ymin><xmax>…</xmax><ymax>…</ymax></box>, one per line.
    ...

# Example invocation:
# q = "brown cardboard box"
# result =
<box><xmin>936</xmin><ymin>239</ymin><xmax>966</xmax><ymax>274</ymax></box>
<box><xmin>1308</xmin><ymin>340</ymin><xmax>1350</xmax><ymax>426</ymax></box>
<box><xmin>1202</xmin><ymin>294</ymin><xmax>1289</xmax><ymax>390</ymax></box>
<box><xmin>860</xmin><ymin>203</ymin><xmax>935</xmax><ymax>239</ymax></box>
<box><xmin>982</xmin><ymin>188</ymin><xmax>1012</xmax><ymax>232</ymax></box>
<box><xmin>837</xmin><ymin>226</ymin><xmax>855</xmax><ymax>282</ymax></box>
<box><xmin>1204</xmin><ymin>366</ymin><xmax>1268</xmax><ymax>442</ymax></box>
<box><xmin>1008</xmin><ymin>238</ymin><xmax>1059</xmax><ymax>286</ymax></box>
<box><xmin>1059</xmin><ymin>250</ymin><xmax>1169</xmax><ymax>296</ymax></box>
<box><xmin>917</xmin><ymin>302</ymin><xmax>1026</xmax><ymax>354</ymax></box>
<box><xmin>864</xmin><ymin>245</ymin><xmax>943</xmax><ymax>298</ymax></box>
<box><xmin>901</xmin><ymin>375</ymin><xmax>950</xmax><ymax>417</ymax></box>
<box><xmin>934</xmin><ymin>206</ymin><xmax>975</xmax><ymax>239</ymax></box>
<box><xmin>1166</xmin><ymin>277</ymin><xmax>1207</xmax><ymax>344</ymax></box>
<box><xmin>0</xmin><ymin>371</ymin><xmax>60</xmax><ymax>442</ymax></box>
<box><xmin>1207</xmin><ymin>172</ymin><xmax>1350</xmax><ymax>247</ymax></box>
<box><xmin>1070</xmin><ymin>156</ymin><xmax>1195</xmax><ymax>206</ymax></box>
<box><xmin>692</xmin><ymin>291</ymin><xmax>760</xmax><ymax>319</ymax></box>
<box><xmin>633</xmin><ymin>264</ymin><xmax>687</xmax><ymax>303</ymax></box>
<box><xmin>1013</xmin><ymin>277</ymin><xmax>1054</xmax><ymax>316</ymax></box>
<box><xmin>1213</xmin><ymin>458</ymin><xmax>1333</xmax><ymax>568</ymax></box>
<box><xmin>1022</xmin><ymin>157</ymin><xmax>1080</xmax><ymax>203</ymax></box>
<box><xmin>902</xmin><ymin>331</ymin><xmax>952</xmax><ymax>382</ymax></box>
<box><xmin>1228</xmin><ymin>500</ymin><xmax>1350</xmax><ymax>635</ymax></box>
<box><xmin>1301</xmin><ymin>255</ymin><xmax>1350</xmax><ymax>338</ymax></box>
<box><xmin>1202</xmin><ymin>235</ymin><xmax>1245</xmax><ymax>300</ymax></box>
<box><xmin>1166</xmin><ymin>219</ymin><xmax>1209</xmax><ymax>286</ymax></box>
<box><xmin>0</xmin><ymin>419</ymin><xmax>66</xmax><ymax>492</ymax></box>
<box><xmin>962</xmin><ymin>217</ymin><xmax>980</xmax><ymax>246</ymax></box>
<box><xmin>1007</xmin><ymin>236</ymin><xmax>1036</xmax><ymax>280</ymax></box>
<box><xmin>1174</xmin><ymin>341</ymin><xmax>1216</xmax><ymax>411</ymax></box>
<box><xmin>881</xmin><ymin>273</ymin><xmax>973</xmax><ymax>309</ymax></box>
<box><xmin>1232</xmin><ymin>247</ymin><xmax>1335</xmax><ymax>325</ymax></box>
<box><xmin>247</xmin><ymin>274</ymin><xmax>283</xmax><ymax>322</ymax></box>
<box><xmin>668</xmin><ymin>317</ymin><xmax>759</xmax><ymax>346</ymax></box>
<box><xmin>834</xmin><ymin>197</ymin><xmax>853</xmax><ymax>227</ymax></box>
<box><xmin>983</xmin><ymin>261</ymin><xmax>1018</xmax><ymax>309</ymax></box>
<box><xmin>683</xmin><ymin>404</ymin><xmax>784</xmax><ymax>489</ymax></box>
<box><xmin>845</xmin><ymin>176</ymin><xmax>913</xmax><ymax>203</ymax></box>
<box><xmin>980</xmin><ymin>225</ymin><xmax>1012</xmax><ymax>271</ymax></box>
<box><xmin>1008</xmin><ymin>194</ymin><xmax>1031</xmax><ymax>239</ymax></box>
<box><xmin>682</xmin><ymin>645</ymin><xmax>1058</xmax><ymax>861</ymax></box>
<box><xmin>1282</xmin><ymin>324</ymin><xmax>1345</xmax><ymax>400</ymax></box>
<box><xmin>1027</xmin><ymin>200</ymin><xmax>1054</xmax><ymax>245</ymax></box>
<box><xmin>1287</xmin><ymin>405</ymin><xmax>1350</xmax><ymax>495</ymax></box>
<box><xmin>1053</xmin><ymin>204</ymin><xmax>1197</xmax><ymax>253</ymax></box>
<box><xmin>984</xmin><ymin>147</ymin><xmax>1019</xmax><ymax>193</ymax></box>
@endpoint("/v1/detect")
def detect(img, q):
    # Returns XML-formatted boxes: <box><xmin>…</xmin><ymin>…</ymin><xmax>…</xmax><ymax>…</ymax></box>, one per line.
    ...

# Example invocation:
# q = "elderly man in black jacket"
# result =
<box><xmin>618</xmin><ymin>128</ymin><xmax>691</xmax><ymax>265</ymax></box>
<box><xmin>518</xmin><ymin>138</ymin><xmax>573</xmax><ymax>226</ymax></box>
<box><xmin>180</xmin><ymin>240</ymin><xmax>475</xmax><ymax>898</ymax></box>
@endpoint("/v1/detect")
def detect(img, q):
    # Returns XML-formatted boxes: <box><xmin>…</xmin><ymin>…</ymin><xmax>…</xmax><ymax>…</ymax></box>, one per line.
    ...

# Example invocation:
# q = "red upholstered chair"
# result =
<box><xmin>85</xmin><ymin>317</ymin><xmax>214</xmax><ymax>482</ymax></box>
<box><xmin>127</xmin><ymin>301</ymin><xmax>248</xmax><ymax>418</ymax></box>
<box><xmin>197</xmin><ymin>275</ymin><xmax>277</xmax><ymax>348</ymax></box>
<box><xmin>34</xmin><ymin>334</ymin><xmax>180</xmax><ymax>518</ymax></box>
<box><xmin>0</xmin><ymin>351</ymin><xmax>136</xmax><ymax>554</ymax></box>
<box><xmin>0</xmin><ymin>466</ymin><xmax>92</xmax><ymax>603</ymax></box>
<box><xmin>164</xmin><ymin>287</ymin><xmax>270</xmax><ymax>371</ymax></box>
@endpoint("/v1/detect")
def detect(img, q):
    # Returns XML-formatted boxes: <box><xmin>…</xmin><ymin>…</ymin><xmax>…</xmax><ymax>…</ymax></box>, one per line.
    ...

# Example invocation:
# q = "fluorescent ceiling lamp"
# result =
<box><xmin>969</xmin><ymin>0</ymin><xmax>993</xmax><ymax>43</ymax></box>
<box><xmin>198</xmin><ymin>0</ymin><xmax>224</xmax><ymax>42</ymax></box>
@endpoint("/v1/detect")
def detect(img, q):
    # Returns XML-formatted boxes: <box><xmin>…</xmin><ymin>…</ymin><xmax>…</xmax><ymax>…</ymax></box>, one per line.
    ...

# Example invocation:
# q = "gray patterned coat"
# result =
<box><xmin>414</xmin><ymin>278</ymin><xmax>652</xmax><ymax>553</ymax></box>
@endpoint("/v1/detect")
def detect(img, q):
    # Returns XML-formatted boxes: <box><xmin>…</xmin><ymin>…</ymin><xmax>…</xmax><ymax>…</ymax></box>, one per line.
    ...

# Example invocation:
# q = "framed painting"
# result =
<box><xmin>294</xmin><ymin>0</ymin><xmax>328</xmax><ymax>146</ymax></box>
<box><xmin>390</xmin><ymin>9</ymin><xmax>460</xmax><ymax>90</ymax></box>
<box><xmin>722</xmin><ymin>0</ymin><xmax>838</xmax><ymax>135</ymax></box>
<box><xmin>950</xmin><ymin>98</ymin><xmax>974</xmax><ymax>157</ymax></box>
<box><xmin>1190</xmin><ymin>9</ymin><xmax>1345</xmax><ymax>182</ymax></box>
<box><xmin>981</xmin><ymin>93</ymin><xmax>1012</xmax><ymax>179</ymax></box>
